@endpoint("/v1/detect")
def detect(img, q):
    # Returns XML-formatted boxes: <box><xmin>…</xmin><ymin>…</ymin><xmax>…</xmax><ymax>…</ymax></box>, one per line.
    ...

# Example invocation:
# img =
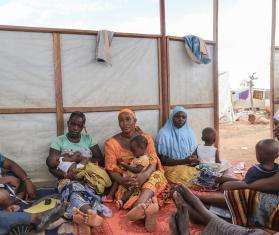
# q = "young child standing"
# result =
<box><xmin>194</xmin><ymin>127</ymin><xmax>220</xmax><ymax>164</ymax></box>
<box><xmin>245</xmin><ymin>139</ymin><xmax>279</xmax><ymax>186</ymax></box>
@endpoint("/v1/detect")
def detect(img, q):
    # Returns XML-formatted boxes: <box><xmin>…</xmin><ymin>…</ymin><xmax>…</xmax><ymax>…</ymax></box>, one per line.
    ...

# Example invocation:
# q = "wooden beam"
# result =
<box><xmin>0</xmin><ymin>25</ymin><xmax>160</xmax><ymax>39</ymax></box>
<box><xmin>213</xmin><ymin>0</ymin><xmax>219</xmax><ymax>147</ymax></box>
<box><xmin>0</xmin><ymin>105</ymin><xmax>160</xmax><ymax>115</ymax></box>
<box><xmin>64</xmin><ymin>105</ymin><xmax>160</xmax><ymax>113</ymax></box>
<box><xmin>171</xmin><ymin>103</ymin><xmax>214</xmax><ymax>109</ymax></box>
<box><xmin>52</xmin><ymin>33</ymin><xmax>64</xmax><ymax>136</ymax></box>
<box><xmin>160</xmin><ymin>0</ymin><xmax>169</xmax><ymax>124</ymax></box>
<box><xmin>167</xmin><ymin>35</ymin><xmax>215</xmax><ymax>45</ymax></box>
<box><xmin>271</xmin><ymin>0</ymin><xmax>276</xmax><ymax>137</ymax></box>
<box><xmin>0</xmin><ymin>108</ymin><xmax>56</xmax><ymax>114</ymax></box>
<box><xmin>157</xmin><ymin>38</ymin><xmax>163</xmax><ymax>126</ymax></box>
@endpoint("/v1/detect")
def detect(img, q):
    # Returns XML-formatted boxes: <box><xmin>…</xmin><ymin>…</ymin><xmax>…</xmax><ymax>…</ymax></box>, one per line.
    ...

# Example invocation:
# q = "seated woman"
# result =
<box><xmin>0</xmin><ymin>153</ymin><xmax>36</xmax><ymax>210</ymax></box>
<box><xmin>46</xmin><ymin>111</ymin><xmax>111</xmax><ymax>227</ymax></box>
<box><xmin>104</xmin><ymin>108</ymin><xmax>167</xmax><ymax>232</ymax></box>
<box><xmin>155</xmin><ymin>106</ymin><xmax>199</xmax><ymax>187</ymax></box>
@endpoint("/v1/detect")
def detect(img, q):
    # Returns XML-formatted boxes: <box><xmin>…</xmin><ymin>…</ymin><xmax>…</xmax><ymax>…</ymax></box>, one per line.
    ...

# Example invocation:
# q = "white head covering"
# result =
<box><xmin>274</xmin><ymin>110</ymin><xmax>279</xmax><ymax>121</ymax></box>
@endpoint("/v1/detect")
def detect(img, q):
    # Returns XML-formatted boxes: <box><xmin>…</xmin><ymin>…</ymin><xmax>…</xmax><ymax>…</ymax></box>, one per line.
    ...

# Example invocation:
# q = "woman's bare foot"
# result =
<box><xmin>174</xmin><ymin>185</ymin><xmax>212</xmax><ymax>224</ymax></box>
<box><xmin>102</xmin><ymin>195</ymin><xmax>114</xmax><ymax>203</ymax></box>
<box><xmin>126</xmin><ymin>203</ymin><xmax>146</xmax><ymax>221</ymax></box>
<box><xmin>73</xmin><ymin>208</ymin><xmax>103</xmax><ymax>227</ymax></box>
<box><xmin>116</xmin><ymin>200</ymin><xmax>123</xmax><ymax>210</ymax></box>
<box><xmin>144</xmin><ymin>199</ymin><xmax>159</xmax><ymax>232</ymax></box>
<box><xmin>87</xmin><ymin>209</ymin><xmax>103</xmax><ymax>227</ymax></box>
<box><xmin>169</xmin><ymin>213</ymin><xmax>179</xmax><ymax>235</ymax></box>
<box><xmin>173</xmin><ymin>191</ymin><xmax>189</xmax><ymax>235</ymax></box>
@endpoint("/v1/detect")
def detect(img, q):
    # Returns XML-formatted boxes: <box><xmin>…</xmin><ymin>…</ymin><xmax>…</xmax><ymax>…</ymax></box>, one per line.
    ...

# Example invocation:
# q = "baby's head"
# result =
<box><xmin>130</xmin><ymin>135</ymin><xmax>148</xmax><ymax>158</ymax></box>
<box><xmin>46</xmin><ymin>155</ymin><xmax>60</xmax><ymax>168</ymax></box>
<box><xmin>255</xmin><ymin>139</ymin><xmax>279</xmax><ymax>164</ymax></box>
<box><xmin>201</xmin><ymin>127</ymin><xmax>216</xmax><ymax>145</ymax></box>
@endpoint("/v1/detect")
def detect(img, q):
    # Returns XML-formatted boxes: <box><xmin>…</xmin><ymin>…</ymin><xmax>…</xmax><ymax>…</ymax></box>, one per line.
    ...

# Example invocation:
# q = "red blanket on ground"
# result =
<box><xmin>56</xmin><ymin>161</ymin><xmax>250</xmax><ymax>235</ymax></box>
<box><xmin>90</xmin><ymin>202</ymin><xmax>203</xmax><ymax>235</ymax></box>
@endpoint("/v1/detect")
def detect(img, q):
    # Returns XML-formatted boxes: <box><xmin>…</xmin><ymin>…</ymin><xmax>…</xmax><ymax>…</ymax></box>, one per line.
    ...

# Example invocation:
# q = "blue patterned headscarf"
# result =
<box><xmin>155</xmin><ymin>106</ymin><xmax>197</xmax><ymax>160</ymax></box>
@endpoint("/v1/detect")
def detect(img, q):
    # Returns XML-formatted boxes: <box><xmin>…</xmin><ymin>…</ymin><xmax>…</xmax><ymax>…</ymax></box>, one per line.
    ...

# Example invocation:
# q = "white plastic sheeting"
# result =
<box><xmin>64</xmin><ymin>110</ymin><xmax>160</xmax><ymax>151</ymax></box>
<box><xmin>274</xmin><ymin>50</ymin><xmax>279</xmax><ymax>101</ymax></box>
<box><xmin>219</xmin><ymin>72</ymin><xmax>234</xmax><ymax>123</ymax></box>
<box><xmin>0</xmin><ymin>114</ymin><xmax>57</xmax><ymax>182</ymax></box>
<box><xmin>169</xmin><ymin>40</ymin><xmax>214</xmax><ymax>105</ymax></box>
<box><xmin>61</xmin><ymin>34</ymin><xmax>159</xmax><ymax>107</ymax></box>
<box><xmin>0</xmin><ymin>31</ymin><xmax>55</xmax><ymax>108</ymax></box>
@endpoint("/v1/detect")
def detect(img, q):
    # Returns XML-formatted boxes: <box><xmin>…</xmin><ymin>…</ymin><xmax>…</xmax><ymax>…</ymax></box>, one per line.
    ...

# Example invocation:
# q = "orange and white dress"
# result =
<box><xmin>105</xmin><ymin>133</ymin><xmax>167</xmax><ymax>209</ymax></box>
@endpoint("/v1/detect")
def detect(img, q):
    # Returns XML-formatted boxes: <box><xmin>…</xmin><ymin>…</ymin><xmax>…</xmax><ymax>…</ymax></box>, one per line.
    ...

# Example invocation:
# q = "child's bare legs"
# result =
<box><xmin>126</xmin><ymin>188</ymin><xmax>154</xmax><ymax>221</ymax></box>
<box><xmin>144</xmin><ymin>197</ymin><xmax>159</xmax><ymax>232</ymax></box>
<box><xmin>103</xmin><ymin>181</ymin><xmax>118</xmax><ymax>203</ymax></box>
<box><xmin>73</xmin><ymin>204</ymin><xmax>103</xmax><ymax>227</ymax></box>
<box><xmin>116</xmin><ymin>187</ymin><xmax>135</xmax><ymax>209</ymax></box>
<box><xmin>133</xmin><ymin>188</ymin><xmax>154</xmax><ymax>208</ymax></box>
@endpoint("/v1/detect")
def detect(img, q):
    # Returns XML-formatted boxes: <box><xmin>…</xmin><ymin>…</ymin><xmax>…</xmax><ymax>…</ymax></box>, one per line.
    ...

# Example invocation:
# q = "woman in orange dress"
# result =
<box><xmin>104</xmin><ymin>109</ymin><xmax>167</xmax><ymax>232</ymax></box>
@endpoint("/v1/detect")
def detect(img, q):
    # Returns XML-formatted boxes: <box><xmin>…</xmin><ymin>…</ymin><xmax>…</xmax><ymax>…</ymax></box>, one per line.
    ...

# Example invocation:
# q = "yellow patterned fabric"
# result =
<box><xmin>164</xmin><ymin>165</ymin><xmax>198</xmax><ymax>187</ymax></box>
<box><xmin>76</xmin><ymin>163</ymin><xmax>112</xmax><ymax>194</ymax></box>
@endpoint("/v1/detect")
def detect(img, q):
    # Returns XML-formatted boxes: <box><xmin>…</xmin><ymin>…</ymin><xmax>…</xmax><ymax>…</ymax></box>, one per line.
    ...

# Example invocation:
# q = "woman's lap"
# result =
<box><xmin>164</xmin><ymin>165</ymin><xmax>198</xmax><ymax>187</ymax></box>
<box><xmin>115</xmin><ymin>170</ymin><xmax>167</xmax><ymax>209</ymax></box>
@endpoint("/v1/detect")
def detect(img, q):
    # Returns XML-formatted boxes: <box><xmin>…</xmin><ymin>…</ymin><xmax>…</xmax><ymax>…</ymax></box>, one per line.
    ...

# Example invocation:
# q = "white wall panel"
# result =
<box><xmin>187</xmin><ymin>108</ymin><xmax>214</xmax><ymax>144</ymax></box>
<box><xmin>64</xmin><ymin>110</ymin><xmax>160</xmax><ymax>150</ymax></box>
<box><xmin>0</xmin><ymin>31</ymin><xmax>55</xmax><ymax>107</ymax></box>
<box><xmin>274</xmin><ymin>50</ymin><xmax>279</xmax><ymax>101</ymax></box>
<box><xmin>169</xmin><ymin>40</ymin><xmax>214</xmax><ymax>105</ymax></box>
<box><xmin>61</xmin><ymin>34</ymin><xmax>159</xmax><ymax>107</ymax></box>
<box><xmin>0</xmin><ymin>114</ymin><xmax>57</xmax><ymax>183</ymax></box>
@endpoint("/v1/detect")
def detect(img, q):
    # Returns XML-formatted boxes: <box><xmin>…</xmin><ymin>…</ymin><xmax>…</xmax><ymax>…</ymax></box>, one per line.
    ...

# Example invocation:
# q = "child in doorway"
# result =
<box><xmin>244</xmin><ymin>139</ymin><xmax>279</xmax><ymax>190</ymax></box>
<box><xmin>103</xmin><ymin>135</ymin><xmax>151</xmax><ymax>209</ymax></box>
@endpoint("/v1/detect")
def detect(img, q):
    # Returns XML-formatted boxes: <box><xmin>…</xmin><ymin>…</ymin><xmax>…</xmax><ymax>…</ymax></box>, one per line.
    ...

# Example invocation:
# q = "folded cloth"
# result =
<box><xmin>184</xmin><ymin>35</ymin><xmax>211</xmax><ymax>64</ymax></box>
<box><xmin>96</xmin><ymin>30</ymin><xmax>114</xmax><ymax>64</ymax></box>
<box><xmin>76</xmin><ymin>162</ymin><xmax>112</xmax><ymax>194</ymax></box>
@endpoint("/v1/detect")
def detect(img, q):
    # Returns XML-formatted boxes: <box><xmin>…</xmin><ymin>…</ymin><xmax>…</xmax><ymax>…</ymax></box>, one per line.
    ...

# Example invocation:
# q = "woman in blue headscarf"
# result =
<box><xmin>155</xmin><ymin>106</ymin><xmax>199</xmax><ymax>186</ymax></box>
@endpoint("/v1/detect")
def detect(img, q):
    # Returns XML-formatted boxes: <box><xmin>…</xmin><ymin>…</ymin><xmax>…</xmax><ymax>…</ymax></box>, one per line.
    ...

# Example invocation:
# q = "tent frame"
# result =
<box><xmin>0</xmin><ymin>0</ymin><xmax>219</xmax><ymax>144</ymax></box>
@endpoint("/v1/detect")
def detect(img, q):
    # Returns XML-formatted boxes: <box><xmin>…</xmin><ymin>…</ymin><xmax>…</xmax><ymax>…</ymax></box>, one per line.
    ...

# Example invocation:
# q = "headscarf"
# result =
<box><xmin>118</xmin><ymin>108</ymin><xmax>143</xmax><ymax>134</ymax></box>
<box><xmin>274</xmin><ymin>110</ymin><xmax>279</xmax><ymax>121</ymax></box>
<box><xmin>118</xmin><ymin>108</ymin><xmax>136</xmax><ymax>119</ymax></box>
<box><xmin>155</xmin><ymin>106</ymin><xmax>197</xmax><ymax>159</ymax></box>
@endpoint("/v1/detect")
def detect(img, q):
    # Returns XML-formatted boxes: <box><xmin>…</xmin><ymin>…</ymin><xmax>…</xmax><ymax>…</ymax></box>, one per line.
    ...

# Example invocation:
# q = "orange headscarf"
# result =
<box><xmin>118</xmin><ymin>109</ymin><xmax>143</xmax><ymax>133</ymax></box>
<box><xmin>118</xmin><ymin>108</ymin><xmax>136</xmax><ymax>119</ymax></box>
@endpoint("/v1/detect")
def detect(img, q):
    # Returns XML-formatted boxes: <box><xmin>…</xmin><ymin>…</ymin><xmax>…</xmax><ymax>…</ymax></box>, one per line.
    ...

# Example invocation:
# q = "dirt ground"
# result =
<box><xmin>219</xmin><ymin>119</ymin><xmax>271</xmax><ymax>164</ymax></box>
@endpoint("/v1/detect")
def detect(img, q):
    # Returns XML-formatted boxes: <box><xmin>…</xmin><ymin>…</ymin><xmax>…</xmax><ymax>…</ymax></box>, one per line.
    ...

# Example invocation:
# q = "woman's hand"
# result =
<box><xmin>186</xmin><ymin>155</ymin><xmax>199</xmax><ymax>166</ymax></box>
<box><xmin>25</xmin><ymin>179</ymin><xmax>36</xmax><ymax>199</ymax></box>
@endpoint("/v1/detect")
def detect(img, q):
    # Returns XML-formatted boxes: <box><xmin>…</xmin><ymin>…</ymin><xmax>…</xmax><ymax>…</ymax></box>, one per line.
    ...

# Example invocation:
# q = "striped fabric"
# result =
<box><xmin>224</xmin><ymin>189</ymin><xmax>279</xmax><ymax>231</ymax></box>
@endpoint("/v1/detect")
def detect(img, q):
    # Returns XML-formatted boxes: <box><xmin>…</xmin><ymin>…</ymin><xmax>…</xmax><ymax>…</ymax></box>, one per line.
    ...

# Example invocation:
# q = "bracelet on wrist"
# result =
<box><xmin>22</xmin><ymin>176</ymin><xmax>31</xmax><ymax>182</ymax></box>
